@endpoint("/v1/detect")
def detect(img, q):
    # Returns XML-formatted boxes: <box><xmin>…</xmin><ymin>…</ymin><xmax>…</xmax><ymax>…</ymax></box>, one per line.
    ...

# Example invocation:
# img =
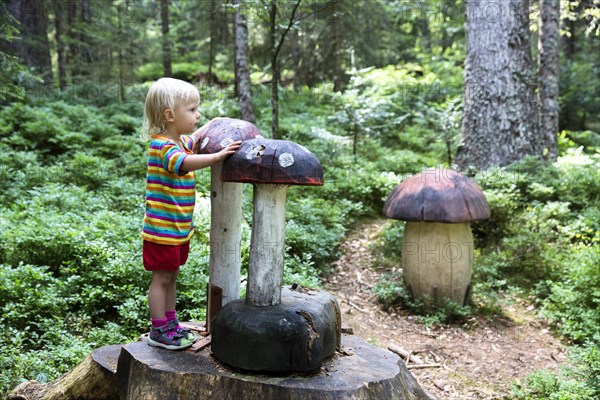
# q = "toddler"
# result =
<box><xmin>141</xmin><ymin>77</ymin><xmax>240</xmax><ymax>350</ymax></box>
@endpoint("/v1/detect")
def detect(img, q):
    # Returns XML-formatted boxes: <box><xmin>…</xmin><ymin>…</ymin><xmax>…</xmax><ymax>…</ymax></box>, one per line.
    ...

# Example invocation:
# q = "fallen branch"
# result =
<box><xmin>337</xmin><ymin>347</ymin><xmax>354</xmax><ymax>357</ymax></box>
<box><xmin>348</xmin><ymin>301</ymin><xmax>367</xmax><ymax>313</ymax></box>
<box><xmin>407</xmin><ymin>363</ymin><xmax>441</xmax><ymax>370</ymax></box>
<box><xmin>406</xmin><ymin>350</ymin><xmax>413</xmax><ymax>366</ymax></box>
<box><xmin>388</xmin><ymin>344</ymin><xmax>424</xmax><ymax>364</ymax></box>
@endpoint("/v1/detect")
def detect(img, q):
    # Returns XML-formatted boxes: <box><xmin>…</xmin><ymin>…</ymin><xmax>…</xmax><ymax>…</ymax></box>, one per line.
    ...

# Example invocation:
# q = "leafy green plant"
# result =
<box><xmin>373</xmin><ymin>272</ymin><xmax>471</xmax><ymax>326</ymax></box>
<box><xmin>511</xmin><ymin>344</ymin><xmax>600</xmax><ymax>400</ymax></box>
<box><xmin>539</xmin><ymin>246</ymin><xmax>600</xmax><ymax>343</ymax></box>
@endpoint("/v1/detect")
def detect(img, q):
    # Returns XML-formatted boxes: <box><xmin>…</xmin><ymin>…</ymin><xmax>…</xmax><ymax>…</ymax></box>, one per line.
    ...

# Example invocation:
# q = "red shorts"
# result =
<box><xmin>143</xmin><ymin>240</ymin><xmax>190</xmax><ymax>271</ymax></box>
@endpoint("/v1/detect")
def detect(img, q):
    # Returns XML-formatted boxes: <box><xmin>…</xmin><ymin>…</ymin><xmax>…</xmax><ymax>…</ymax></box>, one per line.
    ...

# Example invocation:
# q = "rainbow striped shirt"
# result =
<box><xmin>142</xmin><ymin>135</ymin><xmax>197</xmax><ymax>245</ymax></box>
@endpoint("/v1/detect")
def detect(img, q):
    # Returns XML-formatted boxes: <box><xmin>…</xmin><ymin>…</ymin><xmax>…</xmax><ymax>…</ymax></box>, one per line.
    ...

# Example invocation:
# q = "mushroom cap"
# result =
<box><xmin>383</xmin><ymin>169</ymin><xmax>490</xmax><ymax>223</ymax></box>
<box><xmin>193</xmin><ymin>118</ymin><xmax>263</xmax><ymax>154</ymax></box>
<box><xmin>222</xmin><ymin>137</ymin><xmax>324</xmax><ymax>186</ymax></box>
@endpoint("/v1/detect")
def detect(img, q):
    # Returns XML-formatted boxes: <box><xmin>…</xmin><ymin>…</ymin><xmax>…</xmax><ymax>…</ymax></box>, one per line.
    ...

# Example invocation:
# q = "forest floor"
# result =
<box><xmin>324</xmin><ymin>219</ymin><xmax>567</xmax><ymax>400</ymax></box>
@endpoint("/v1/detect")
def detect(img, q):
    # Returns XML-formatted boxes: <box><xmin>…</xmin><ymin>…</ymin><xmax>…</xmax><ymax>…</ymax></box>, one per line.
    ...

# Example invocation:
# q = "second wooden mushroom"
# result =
<box><xmin>193</xmin><ymin>118</ymin><xmax>261</xmax><ymax>327</ymax></box>
<box><xmin>383</xmin><ymin>168</ymin><xmax>490</xmax><ymax>307</ymax></box>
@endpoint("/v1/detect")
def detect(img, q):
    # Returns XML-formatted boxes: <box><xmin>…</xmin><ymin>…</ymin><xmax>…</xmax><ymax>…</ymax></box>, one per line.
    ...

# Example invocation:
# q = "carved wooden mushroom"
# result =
<box><xmin>221</xmin><ymin>137</ymin><xmax>324</xmax><ymax>306</ymax></box>
<box><xmin>211</xmin><ymin>138</ymin><xmax>339</xmax><ymax>373</ymax></box>
<box><xmin>383</xmin><ymin>168</ymin><xmax>490</xmax><ymax>307</ymax></box>
<box><xmin>193</xmin><ymin>118</ymin><xmax>261</xmax><ymax>328</ymax></box>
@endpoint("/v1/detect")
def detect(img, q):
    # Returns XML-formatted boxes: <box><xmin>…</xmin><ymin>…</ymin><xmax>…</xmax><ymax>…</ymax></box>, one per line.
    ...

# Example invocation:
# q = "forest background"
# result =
<box><xmin>0</xmin><ymin>0</ymin><xmax>599</xmax><ymax>398</ymax></box>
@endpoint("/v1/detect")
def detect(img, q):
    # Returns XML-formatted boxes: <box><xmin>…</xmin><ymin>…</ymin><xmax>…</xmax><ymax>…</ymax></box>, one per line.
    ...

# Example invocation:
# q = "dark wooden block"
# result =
<box><xmin>211</xmin><ymin>287</ymin><xmax>341</xmax><ymax>372</ymax></box>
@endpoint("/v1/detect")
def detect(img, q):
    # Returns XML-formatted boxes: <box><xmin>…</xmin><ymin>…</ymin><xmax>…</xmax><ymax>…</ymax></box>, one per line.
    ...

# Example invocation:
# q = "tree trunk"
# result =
<box><xmin>6</xmin><ymin>0</ymin><xmax>52</xmax><ymax>82</ymax></box>
<box><xmin>233</xmin><ymin>0</ymin><xmax>255</xmax><ymax>122</ymax></box>
<box><xmin>1</xmin><ymin>0</ymin><xmax>21</xmax><ymax>62</ymax></box>
<box><xmin>561</xmin><ymin>2</ymin><xmax>577</xmax><ymax>60</ymax></box>
<box><xmin>440</xmin><ymin>0</ymin><xmax>453</xmax><ymax>52</ymax></box>
<box><xmin>269</xmin><ymin>0</ymin><xmax>300</xmax><ymax>138</ymax></box>
<box><xmin>67</xmin><ymin>0</ymin><xmax>93</xmax><ymax>79</ymax></box>
<box><xmin>65</xmin><ymin>0</ymin><xmax>76</xmax><ymax>78</ymax></box>
<box><xmin>538</xmin><ymin>0</ymin><xmax>559</xmax><ymax>160</ymax></box>
<box><xmin>54</xmin><ymin>0</ymin><xmax>67</xmax><ymax>91</ymax></box>
<box><xmin>79</xmin><ymin>0</ymin><xmax>93</xmax><ymax>76</ymax></box>
<box><xmin>291</xmin><ymin>29</ymin><xmax>301</xmax><ymax>88</ymax></box>
<box><xmin>331</xmin><ymin>0</ymin><xmax>342</xmax><ymax>92</ymax></box>
<box><xmin>221</xmin><ymin>0</ymin><xmax>230</xmax><ymax>47</ymax></box>
<box><xmin>232</xmin><ymin>2</ymin><xmax>238</xmax><ymax>98</ymax></box>
<box><xmin>270</xmin><ymin>0</ymin><xmax>280</xmax><ymax>139</ymax></box>
<box><xmin>117</xmin><ymin>3</ymin><xmax>125</xmax><ymax>102</ymax></box>
<box><xmin>160</xmin><ymin>0</ymin><xmax>172</xmax><ymax>77</ymax></box>
<box><xmin>455</xmin><ymin>0</ymin><xmax>541</xmax><ymax>170</ymax></box>
<box><xmin>419</xmin><ymin>14</ymin><xmax>432</xmax><ymax>53</ymax></box>
<box><xmin>208</xmin><ymin>0</ymin><xmax>217</xmax><ymax>83</ymax></box>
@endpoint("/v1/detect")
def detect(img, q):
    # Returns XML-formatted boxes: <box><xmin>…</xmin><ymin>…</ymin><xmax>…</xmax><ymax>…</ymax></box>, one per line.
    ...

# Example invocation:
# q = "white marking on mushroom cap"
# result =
<box><xmin>231</xmin><ymin>121</ymin><xmax>246</xmax><ymax>129</ymax></box>
<box><xmin>257</xmin><ymin>135</ymin><xmax>264</xmax><ymax>139</ymax></box>
<box><xmin>200</xmin><ymin>137</ymin><xmax>209</xmax><ymax>150</ymax></box>
<box><xmin>245</xmin><ymin>145</ymin><xmax>257</xmax><ymax>159</ymax></box>
<box><xmin>297</xmin><ymin>144</ymin><xmax>311</xmax><ymax>154</ymax></box>
<box><xmin>278</xmin><ymin>153</ymin><xmax>295</xmax><ymax>167</ymax></box>
<box><xmin>220</xmin><ymin>138</ymin><xmax>234</xmax><ymax>148</ymax></box>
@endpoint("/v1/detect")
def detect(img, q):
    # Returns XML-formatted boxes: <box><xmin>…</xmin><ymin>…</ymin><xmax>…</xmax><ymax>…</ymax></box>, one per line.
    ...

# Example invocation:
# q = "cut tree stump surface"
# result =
<box><xmin>117</xmin><ymin>334</ymin><xmax>432</xmax><ymax>399</ymax></box>
<box><xmin>93</xmin><ymin>344</ymin><xmax>123</xmax><ymax>373</ymax></box>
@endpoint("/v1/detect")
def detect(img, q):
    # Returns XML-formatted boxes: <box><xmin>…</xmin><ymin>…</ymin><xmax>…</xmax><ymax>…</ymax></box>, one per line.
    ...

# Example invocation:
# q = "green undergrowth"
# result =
<box><xmin>510</xmin><ymin>344</ymin><xmax>600</xmax><ymax>400</ymax></box>
<box><xmin>0</xmin><ymin>69</ymin><xmax>450</xmax><ymax>394</ymax></box>
<box><xmin>1</xmin><ymin>63</ymin><xmax>598</xmax><ymax>396</ymax></box>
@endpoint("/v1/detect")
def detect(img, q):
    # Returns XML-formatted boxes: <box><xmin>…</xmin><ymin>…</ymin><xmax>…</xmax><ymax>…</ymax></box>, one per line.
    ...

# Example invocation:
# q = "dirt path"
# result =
<box><xmin>324</xmin><ymin>219</ymin><xmax>566</xmax><ymax>400</ymax></box>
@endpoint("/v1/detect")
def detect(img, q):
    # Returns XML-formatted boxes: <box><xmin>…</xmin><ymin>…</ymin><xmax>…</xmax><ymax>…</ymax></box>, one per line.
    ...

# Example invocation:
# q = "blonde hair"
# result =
<box><xmin>142</xmin><ymin>78</ymin><xmax>199</xmax><ymax>139</ymax></box>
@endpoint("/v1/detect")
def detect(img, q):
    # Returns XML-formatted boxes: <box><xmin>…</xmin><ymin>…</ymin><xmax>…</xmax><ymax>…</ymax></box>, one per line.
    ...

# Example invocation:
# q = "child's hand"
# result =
<box><xmin>217</xmin><ymin>140</ymin><xmax>242</xmax><ymax>160</ymax></box>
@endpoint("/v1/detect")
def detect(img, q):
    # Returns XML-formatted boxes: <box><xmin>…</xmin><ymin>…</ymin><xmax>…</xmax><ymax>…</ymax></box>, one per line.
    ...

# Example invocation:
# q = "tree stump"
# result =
<box><xmin>9</xmin><ymin>344</ymin><xmax>122</xmax><ymax>400</ymax></box>
<box><xmin>116</xmin><ymin>334</ymin><xmax>432</xmax><ymax>400</ymax></box>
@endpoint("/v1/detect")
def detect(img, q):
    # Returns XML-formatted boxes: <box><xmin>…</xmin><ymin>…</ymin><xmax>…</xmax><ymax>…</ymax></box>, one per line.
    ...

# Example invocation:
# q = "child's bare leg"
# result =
<box><xmin>147</xmin><ymin>269</ymin><xmax>192</xmax><ymax>350</ymax></box>
<box><xmin>165</xmin><ymin>269</ymin><xmax>179</xmax><ymax>312</ymax></box>
<box><xmin>148</xmin><ymin>270</ymin><xmax>174</xmax><ymax>320</ymax></box>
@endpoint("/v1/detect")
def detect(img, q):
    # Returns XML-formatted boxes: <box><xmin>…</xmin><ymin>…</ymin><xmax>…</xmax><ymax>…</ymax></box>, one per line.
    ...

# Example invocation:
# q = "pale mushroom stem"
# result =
<box><xmin>402</xmin><ymin>221</ymin><xmax>474</xmax><ymax>307</ymax></box>
<box><xmin>208</xmin><ymin>162</ymin><xmax>243</xmax><ymax>317</ymax></box>
<box><xmin>247</xmin><ymin>184</ymin><xmax>288</xmax><ymax>306</ymax></box>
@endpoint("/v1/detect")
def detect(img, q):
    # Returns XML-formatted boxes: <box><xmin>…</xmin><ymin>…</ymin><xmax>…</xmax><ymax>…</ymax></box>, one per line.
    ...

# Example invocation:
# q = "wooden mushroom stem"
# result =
<box><xmin>247</xmin><ymin>184</ymin><xmax>287</xmax><ymax>306</ymax></box>
<box><xmin>208</xmin><ymin>162</ymin><xmax>243</xmax><ymax>327</ymax></box>
<box><xmin>402</xmin><ymin>221</ymin><xmax>474</xmax><ymax>306</ymax></box>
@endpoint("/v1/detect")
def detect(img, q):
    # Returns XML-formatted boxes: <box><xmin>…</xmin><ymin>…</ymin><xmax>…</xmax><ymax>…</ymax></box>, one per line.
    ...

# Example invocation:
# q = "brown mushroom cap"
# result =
<box><xmin>193</xmin><ymin>118</ymin><xmax>262</xmax><ymax>154</ymax></box>
<box><xmin>222</xmin><ymin>138</ymin><xmax>324</xmax><ymax>186</ymax></box>
<box><xmin>383</xmin><ymin>169</ymin><xmax>490</xmax><ymax>223</ymax></box>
